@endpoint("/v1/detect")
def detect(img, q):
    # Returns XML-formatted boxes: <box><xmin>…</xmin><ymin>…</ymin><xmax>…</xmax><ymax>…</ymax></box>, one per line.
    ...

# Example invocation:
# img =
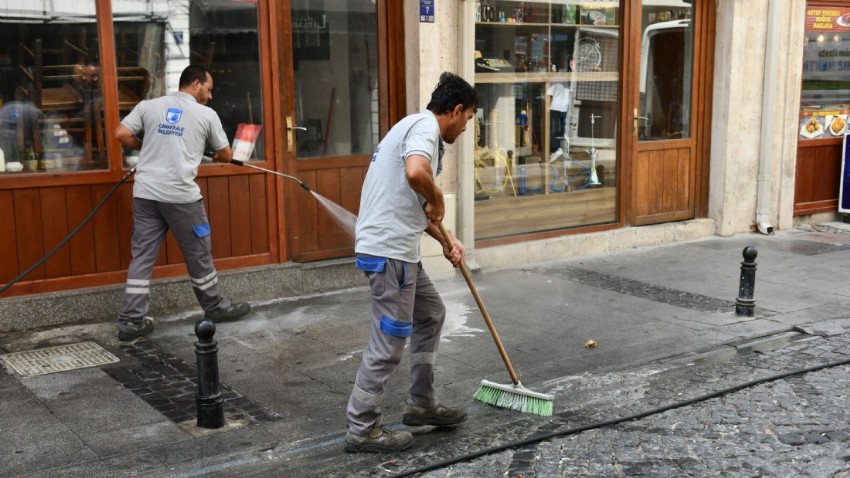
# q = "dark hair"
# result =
<box><xmin>426</xmin><ymin>72</ymin><xmax>477</xmax><ymax>115</ymax></box>
<box><xmin>179</xmin><ymin>65</ymin><xmax>211</xmax><ymax>88</ymax></box>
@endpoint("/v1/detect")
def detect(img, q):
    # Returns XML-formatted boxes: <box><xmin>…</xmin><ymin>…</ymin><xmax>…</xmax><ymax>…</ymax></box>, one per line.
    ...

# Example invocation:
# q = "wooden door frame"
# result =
<box><xmin>621</xmin><ymin>0</ymin><xmax>715</xmax><ymax>225</ymax></box>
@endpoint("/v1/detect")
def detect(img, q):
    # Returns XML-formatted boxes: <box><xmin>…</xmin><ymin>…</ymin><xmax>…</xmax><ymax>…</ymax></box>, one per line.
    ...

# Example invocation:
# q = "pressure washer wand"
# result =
<box><xmin>231</xmin><ymin>159</ymin><xmax>310</xmax><ymax>191</ymax></box>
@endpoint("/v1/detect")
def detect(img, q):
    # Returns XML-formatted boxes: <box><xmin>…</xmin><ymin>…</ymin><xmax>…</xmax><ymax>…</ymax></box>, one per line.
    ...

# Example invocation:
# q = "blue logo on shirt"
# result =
<box><xmin>371</xmin><ymin>146</ymin><xmax>381</xmax><ymax>162</ymax></box>
<box><xmin>165</xmin><ymin>108</ymin><xmax>183</xmax><ymax>124</ymax></box>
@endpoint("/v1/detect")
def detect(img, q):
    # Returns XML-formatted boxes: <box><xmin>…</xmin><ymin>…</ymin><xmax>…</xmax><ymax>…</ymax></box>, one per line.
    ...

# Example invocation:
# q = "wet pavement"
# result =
<box><xmin>1</xmin><ymin>226</ymin><xmax>850</xmax><ymax>477</ymax></box>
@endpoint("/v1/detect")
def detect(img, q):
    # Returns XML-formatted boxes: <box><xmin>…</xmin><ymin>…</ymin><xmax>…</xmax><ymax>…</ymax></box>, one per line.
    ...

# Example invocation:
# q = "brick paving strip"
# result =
<box><xmin>561</xmin><ymin>266</ymin><xmax>766</xmax><ymax>315</ymax></box>
<box><xmin>103</xmin><ymin>339</ymin><xmax>281</xmax><ymax>427</ymax></box>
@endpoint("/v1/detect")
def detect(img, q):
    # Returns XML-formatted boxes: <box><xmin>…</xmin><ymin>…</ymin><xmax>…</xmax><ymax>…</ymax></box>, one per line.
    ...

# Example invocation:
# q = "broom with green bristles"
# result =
<box><xmin>438</xmin><ymin>224</ymin><xmax>554</xmax><ymax>417</ymax></box>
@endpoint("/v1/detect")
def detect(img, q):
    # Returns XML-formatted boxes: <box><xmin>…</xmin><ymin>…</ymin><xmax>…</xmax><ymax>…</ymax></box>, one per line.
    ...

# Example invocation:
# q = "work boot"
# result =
<box><xmin>344</xmin><ymin>426</ymin><xmax>413</xmax><ymax>453</ymax></box>
<box><xmin>204</xmin><ymin>302</ymin><xmax>251</xmax><ymax>322</ymax></box>
<box><xmin>402</xmin><ymin>403</ymin><xmax>467</xmax><ymax>427</ymax></box>
<box><xmin>117</xmin><ymin>316</ymin><xmax>154</xmax><ymax>342</ymax></box>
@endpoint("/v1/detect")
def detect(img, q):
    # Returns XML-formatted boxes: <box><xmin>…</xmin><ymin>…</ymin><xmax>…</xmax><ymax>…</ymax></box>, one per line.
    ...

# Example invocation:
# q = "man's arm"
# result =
<box><xmin>212</xmin><ymin>145</ymin><xmax>233</xmax><ymax>163</ymax></box>
<box><xmin>115</xmin><ymin>124</ymin><xmax>142</xmax><ymax>151</ymax></box>
<box><xmin>424</xmin><ymin>222</ymin><xmax>465</xmax><ymax>268</ymax></box>
<box><xmin>405</xmin><ymin>154</ymin><xmax>444</xmax><ymax>223</ymax></box>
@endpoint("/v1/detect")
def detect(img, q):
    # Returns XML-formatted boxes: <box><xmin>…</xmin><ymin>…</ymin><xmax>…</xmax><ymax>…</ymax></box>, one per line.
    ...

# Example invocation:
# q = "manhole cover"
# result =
<box><xmin>1</xmin><ymin>342</ymin><xmax>119</xmax><ymax>377</ymax></box>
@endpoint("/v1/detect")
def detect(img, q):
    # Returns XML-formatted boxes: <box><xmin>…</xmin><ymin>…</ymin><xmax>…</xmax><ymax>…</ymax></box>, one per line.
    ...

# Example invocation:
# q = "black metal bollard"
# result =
<box><xmin>195</xmin><ymin>319</ymin><xmax>225</xmax><ymax>429</ymax></box>
<box><xmin>735</xmin><ymin>246</ymin><xmax>758</xmax><ymax>317</ymax></box>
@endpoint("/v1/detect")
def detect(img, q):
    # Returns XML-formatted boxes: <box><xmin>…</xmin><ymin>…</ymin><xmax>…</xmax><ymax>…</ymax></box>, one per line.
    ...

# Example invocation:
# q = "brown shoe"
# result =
<box><xmin>402</xmin><ymin>403</ymin><xmax>467</xmax><ymax>427</ymax></box>
<box><xmin>344</xmin><ymin>426</ymin><xmax>413</xmax><ymax>453</ymax></box>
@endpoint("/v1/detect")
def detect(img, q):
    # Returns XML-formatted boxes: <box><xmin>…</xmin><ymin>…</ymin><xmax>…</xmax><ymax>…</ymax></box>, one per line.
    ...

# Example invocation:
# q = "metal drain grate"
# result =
<box><xmin>1</xmin><ymin>342</ymin><xmax>119</xmax><ymax>377</ymax></box>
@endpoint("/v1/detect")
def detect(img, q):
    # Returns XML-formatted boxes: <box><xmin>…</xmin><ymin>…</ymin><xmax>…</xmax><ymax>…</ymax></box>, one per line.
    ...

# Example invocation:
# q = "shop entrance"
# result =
<box><xmin>626</xmin><ymin>0</ymin><xmax>712</xmax><ymax>226</ymax></box>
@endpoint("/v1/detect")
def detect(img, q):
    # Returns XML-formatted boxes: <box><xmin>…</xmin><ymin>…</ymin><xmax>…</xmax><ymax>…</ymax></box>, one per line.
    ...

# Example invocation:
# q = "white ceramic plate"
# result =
<box><xmin>828</xmin><ymin>114</ymin><xmax>847</xmax><ymax>136</ymax></box>
<box><xmin>837</xmin><ymin>13</ymin><xmax>850</xmax><ymax>27</ymax></box>
<box><xmin>800</xmin><ymin>117</ymin><xmax>824</xmax><ymax>139</ymax></box>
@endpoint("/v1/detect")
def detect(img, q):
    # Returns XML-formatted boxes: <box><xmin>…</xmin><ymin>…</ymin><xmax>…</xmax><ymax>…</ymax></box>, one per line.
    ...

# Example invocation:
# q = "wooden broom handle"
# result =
<box><xmin>438</xmin><ymin>223</ymin><xmax>520</xmax><ymax>385</ymax></box>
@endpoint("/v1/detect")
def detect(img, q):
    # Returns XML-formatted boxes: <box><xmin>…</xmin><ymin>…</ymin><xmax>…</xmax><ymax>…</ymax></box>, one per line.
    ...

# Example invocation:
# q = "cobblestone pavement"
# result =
<box><xmin>406</xmin><ymin>333</ymin><xmax>850</xmax><ymax>478</ymax></box>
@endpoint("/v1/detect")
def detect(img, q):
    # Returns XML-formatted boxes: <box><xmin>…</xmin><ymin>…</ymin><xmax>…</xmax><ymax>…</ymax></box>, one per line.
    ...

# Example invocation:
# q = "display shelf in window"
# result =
<box><xmin>475</xmin><ymin>72</ymin><xmax>618</xmax><ymax>84</ymax></box>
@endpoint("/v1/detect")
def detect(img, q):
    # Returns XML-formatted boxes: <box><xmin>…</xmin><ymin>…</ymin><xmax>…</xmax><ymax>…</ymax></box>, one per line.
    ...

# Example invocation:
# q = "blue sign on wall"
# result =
<box><xmin>841</xmin><ymin>134</ymin><xmax>850</xmax><ymax>212</ymax></box>
<box><xmin>420</xmin><ymin>0</ymin><xmax>435</xmax><ymax>23</ymax></box>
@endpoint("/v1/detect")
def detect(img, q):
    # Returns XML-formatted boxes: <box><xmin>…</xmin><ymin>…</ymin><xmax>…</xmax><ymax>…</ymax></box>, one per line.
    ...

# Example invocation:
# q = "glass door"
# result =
<box><xmin>282</xmin><ymin>0</ymin><xmax>403</xmax><ymax>261</ymax></box>
<box><xmin>630</xmin><ymin>0</ymin><xmax>698</xmax><ymax>225</ymax></box>
<box><xmin>289</xmin><ymin>1</ymin><xmax>379</xmax><ymax>159</ymax></box>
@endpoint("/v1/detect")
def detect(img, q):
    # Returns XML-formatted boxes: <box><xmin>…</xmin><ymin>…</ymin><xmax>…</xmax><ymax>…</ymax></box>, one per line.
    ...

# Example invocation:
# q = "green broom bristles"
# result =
<box><xmin>473</xmin><ymin>380</ymin><xmax>554</xmax><ymax>417</ymax></box>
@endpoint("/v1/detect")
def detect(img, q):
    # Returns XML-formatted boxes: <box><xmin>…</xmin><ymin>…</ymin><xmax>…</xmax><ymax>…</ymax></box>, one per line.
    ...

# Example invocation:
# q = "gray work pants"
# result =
<box><xmin>117</xmin><ymin>198</ymin><xmax>229</xmax><ymax>328</ymax></box>
<box><xmin>346</xmin><ymin>258</ymin><xmax>446</xmax><ymax>436</ymax></box>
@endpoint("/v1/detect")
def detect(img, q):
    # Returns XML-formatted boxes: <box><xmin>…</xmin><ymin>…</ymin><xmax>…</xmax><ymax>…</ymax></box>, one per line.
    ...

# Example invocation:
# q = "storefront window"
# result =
<box><xmin>112</xmin><ymin>0</ymin><xmax>264</xmax><ymax>167</ymax></box>
<box><xmin>292</xmin><ymin>0</ymin><xmax>379</xmax><ymax>159</ymax></box>
<box><xmin>0</xmin><ymin>2</ymin><xmax>106</xmax><ymax>173</ymax></box>
<box><xmin>799</xmin><ymin>6</ymin><xmax>850</xmax><ymax>141</ymax></box>
<box><xmin>473</xmin><ymin>0</ymin><xmax>620</xmax><ymax>240</ymax></box>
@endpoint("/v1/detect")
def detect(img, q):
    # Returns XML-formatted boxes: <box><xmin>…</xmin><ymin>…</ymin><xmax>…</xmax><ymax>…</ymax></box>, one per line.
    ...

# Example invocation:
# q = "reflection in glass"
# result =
<box><xmin>0</xmin><ymin>2</ymin><xmax>105</xmax><ymax>173</ymax></box>
<box><xmin>473</xmin><ymin>1</ymin><xmax>621</xmax><ymax>240</ymax></box>
<box><xmin>638</xmin><ymin>3</ymin><xmax>693</xmax><ymax>141</ymax></box>
<box><xmin>112</xmin><ymin>0</ymin><xmax>263</xmax><ymax>167</ymax></box>
<box><xmin>292</xmin><ymin>0</ymin><xmax>378</xmax><ymax>158</ymax></box>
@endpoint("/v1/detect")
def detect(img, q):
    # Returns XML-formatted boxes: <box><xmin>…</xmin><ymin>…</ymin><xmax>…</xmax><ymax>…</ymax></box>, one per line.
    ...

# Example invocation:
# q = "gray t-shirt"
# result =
<box><xmin>121</xmin><ymin>91</ymin><xmax>229</xmax><ymax>203</ymax></box>
<box><xmin>355</xmin><ymin>110</ymin><xmax>443</xmax><ymax>263</ymax></box>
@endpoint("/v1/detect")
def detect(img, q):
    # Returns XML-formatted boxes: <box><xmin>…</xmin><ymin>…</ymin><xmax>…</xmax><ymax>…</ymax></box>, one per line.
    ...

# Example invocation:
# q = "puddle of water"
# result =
<box><xmin>441</xmin><ymin>299</ymin><xmax>483</xmax><ymax>342</ymax></box>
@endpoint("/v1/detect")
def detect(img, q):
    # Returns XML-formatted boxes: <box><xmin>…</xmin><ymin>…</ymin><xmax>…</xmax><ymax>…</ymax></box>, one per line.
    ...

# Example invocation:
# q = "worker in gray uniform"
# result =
<box><xmin>114</xmin><ymin>64</ymin><xmax>250</xmax><ymax>342</ymax></box>
<box><xmin>345</xmin><ymin>72</ymin><xmax>478</xmax><ymax>453</ymax></box>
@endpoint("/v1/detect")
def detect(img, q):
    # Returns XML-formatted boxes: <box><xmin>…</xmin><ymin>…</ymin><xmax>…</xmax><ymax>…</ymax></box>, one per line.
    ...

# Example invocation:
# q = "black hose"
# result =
<box><xmin>390</xmin><ymin>356</ymin><xmax>850</xmax><ymax>478</ymax></box>
<box><xmin>0</xmin><ymin>168</ymin><xmax>136</xmax><ymax>296</ymax></box>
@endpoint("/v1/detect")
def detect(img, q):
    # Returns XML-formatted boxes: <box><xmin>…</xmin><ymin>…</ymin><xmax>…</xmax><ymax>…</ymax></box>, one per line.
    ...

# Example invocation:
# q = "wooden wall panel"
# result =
<box><xmin>0</xmin><ymin>190</ymin><xmax>18</xmax><ymax>282</ymax></box>
<box><xmin>294</xmin><ymin>170</ymin><xmax>320</xmax><ymax>255</ymax></box>
<box><xmin>795</xmin><ymin>141</ymin><xmax>841</xmax><ymax>215</ymax></box>
<box><xmin>636</xmin><ymin>147</ymin><xmax>691</xmax><ymax>219</ymax></box>
<box><xmin>339</xmin><ymin>166</ymin><xmax>365</xmax><ymax>218</ymax></box>
<box><xmin>14</xmin><ymin>189</ymin><xmax>45</xmax><ymax>281</ymax></box>
<box><xmin>677</xmin><ymin>148</ymin><xmax>690</xmax><ymax>211</ymax></box>
<box><xmin>115</xmin><ymin>183</ymin><xmax>134</xmax><ymax>269</ymax></box>
<box><xmin>91</xmin><ymin>184</ymin><xmax>122</xmax><ymax>273</ymax></box>
<box><xmin>66</xmin><ymin>185</ymin><xmax>97</xmax><ymax>276</ymax></box>
<box><xmin>316</xmin><ymin>169</ymin><xmax>344</xmax><ymax>251</ymax></box>
<box><xmin>39</xmin><ymin>188</ymin><xmax>71</xmax><ymax>279</ymax></box>
<box><xmin>229</xmin><ymin>175</ymin><xmax>252</xmax><ymax>257</ymax></box>
<box><xmin>249</xmin><ymin>173</ymin><xmax>269</xmax><ymax>254</ymax></box>
<box><xmin>207</xmin><ymin>176</ymin><xmax>232</xmax><ymax>259</ymax></box>
<box><xmin>662</xmin><ymin>149</ymin><xmax>678</xmax><ymax>213</ymax></box>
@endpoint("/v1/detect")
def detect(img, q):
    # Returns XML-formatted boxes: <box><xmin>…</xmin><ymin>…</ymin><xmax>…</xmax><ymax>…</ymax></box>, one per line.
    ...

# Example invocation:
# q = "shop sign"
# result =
<box><xmin>805</xmin><ymin>8</ymin><xmax>850</xmax><ymax>30</ymax></box>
